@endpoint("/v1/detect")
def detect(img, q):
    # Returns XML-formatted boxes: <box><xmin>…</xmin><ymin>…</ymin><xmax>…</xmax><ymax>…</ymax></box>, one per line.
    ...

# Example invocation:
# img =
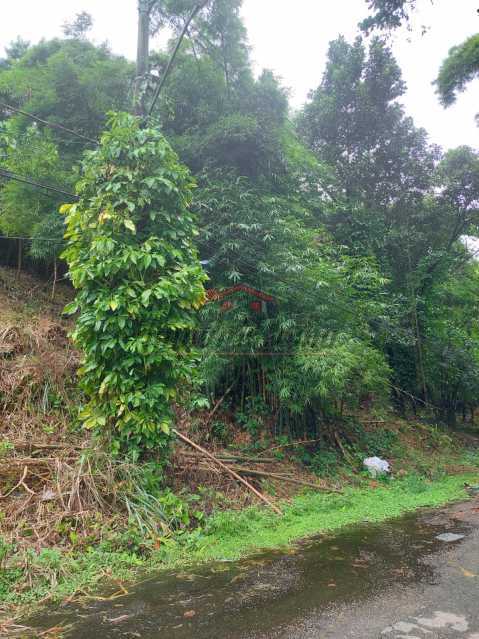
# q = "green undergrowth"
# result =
<box><xmin>166</xmin><ymin>472</ymin><xmax>478</xmax><ymax>564</ymax></box>
<box><xmin>3</xmin><ymin>471</ymin><xmax>478</xmax><ymax>614</ymax></box>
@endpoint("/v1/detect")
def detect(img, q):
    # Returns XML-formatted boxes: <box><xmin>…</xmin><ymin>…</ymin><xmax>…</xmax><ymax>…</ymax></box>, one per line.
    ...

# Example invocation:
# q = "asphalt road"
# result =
<box><xmin>265</xmin><ymin>499</ymin><xmax>479</xmax><ymax>639</ymax></box>
<box><xmin>30</xmin><ymin>498</ymin><xmax>479</xmax><ymax>639</ymax></box>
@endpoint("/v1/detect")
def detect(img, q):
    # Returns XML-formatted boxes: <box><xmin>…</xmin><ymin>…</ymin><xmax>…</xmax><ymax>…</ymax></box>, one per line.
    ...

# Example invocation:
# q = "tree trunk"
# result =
<box><xmin>407</xmin><ymin>250</ymin><xmax>427</xmax><ymax>402</ymax></box>
<box><xmin>446</xmin><ymin>406</ymin><xmax>457</xmax><ymax>429</ymax></box>
<box><xmin>51</xmin><ymin>257</ymin><xmax>58</xmax><ymax>301</ymax></box>
<box><xmin>16</xmin><ymin>239</ymin><xmax>23</xmax><ymax>280</ymax></box>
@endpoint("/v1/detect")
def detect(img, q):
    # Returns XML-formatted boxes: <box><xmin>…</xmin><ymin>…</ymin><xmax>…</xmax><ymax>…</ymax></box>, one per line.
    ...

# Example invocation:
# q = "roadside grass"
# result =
<box><xmin>173</xmin><ymin>471</ymin><xmax>478</xmax><ymax>563</ymax></box>
<box><xmin>2</xmin><ymin>470</ymin><xmax>477</xmax><ymax>614</ymax></box>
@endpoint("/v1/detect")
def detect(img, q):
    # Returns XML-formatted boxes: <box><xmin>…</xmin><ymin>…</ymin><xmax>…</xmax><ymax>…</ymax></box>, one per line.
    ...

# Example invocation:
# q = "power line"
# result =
<box><xmin>0</xmin><ymin>100</ymin><xmax>98</xmax><ymax>145</ymax></box>
<box><xmin>0</xmin><ymin>168</ymin><xmax>78</xmax><ymax>200</ymax></box>
<box><xmin>148</xmin><ymin>1</ymin><xmax>208</xmax><ymax>117</ymax></box>
<box><xmin>0</xmin><ymin>235</ymin><xmax>64</xmax><ymax>243</ymax></box>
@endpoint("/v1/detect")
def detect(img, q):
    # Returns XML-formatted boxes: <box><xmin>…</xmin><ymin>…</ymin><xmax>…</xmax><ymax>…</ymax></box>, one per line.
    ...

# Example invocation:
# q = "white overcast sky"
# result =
<box><xmin>1</xmin><ymin>1</ymin><xmax>478</xmax><ymax>151</ymax></box>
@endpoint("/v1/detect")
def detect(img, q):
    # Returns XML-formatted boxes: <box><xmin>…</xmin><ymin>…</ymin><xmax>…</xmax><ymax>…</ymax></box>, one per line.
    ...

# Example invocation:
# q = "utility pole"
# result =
<box><xmin>135</xmin><ymin>0</ymin><xmax>153</xmax><ymax>116</ymax></box>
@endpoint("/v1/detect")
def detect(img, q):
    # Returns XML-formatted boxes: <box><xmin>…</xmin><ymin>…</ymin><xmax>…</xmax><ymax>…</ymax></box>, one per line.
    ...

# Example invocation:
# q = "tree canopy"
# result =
<box><xmin>435</xmin><ymin>34</ymin><xmax>479</xmax><ymax>107</ymax></box>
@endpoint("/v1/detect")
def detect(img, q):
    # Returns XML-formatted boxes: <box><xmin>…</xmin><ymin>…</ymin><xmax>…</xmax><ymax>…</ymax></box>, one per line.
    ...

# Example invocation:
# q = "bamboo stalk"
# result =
<box><xmin>173</xmin><ymin>429</ymin><xmax>282</xmax><ymax>515</ymax></box>
<box><xmin>204</xmin><ymin>382</ymin><xmax>234</xmax><ymax>426</ymax></box>
<box><xmin>13</xmin><ymin>441</ymin><xmax>82</xmax><ymax>450</ymax></box>
<box><xmin>334</xmin><ymin>432</ymin><xmax>354</xmax><ymax>464</ymax></box>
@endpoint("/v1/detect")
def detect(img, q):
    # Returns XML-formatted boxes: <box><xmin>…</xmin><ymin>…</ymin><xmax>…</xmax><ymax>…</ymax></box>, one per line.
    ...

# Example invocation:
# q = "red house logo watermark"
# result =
<box><xmin>206</xmin><ymin>283</ymin><xmax>276</xmax><ymax>314</ymax></box>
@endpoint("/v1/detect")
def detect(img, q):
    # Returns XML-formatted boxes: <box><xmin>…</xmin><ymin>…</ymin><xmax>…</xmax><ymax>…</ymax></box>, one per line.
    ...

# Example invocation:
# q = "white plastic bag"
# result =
<box><xmin>363</xmin><ymin>456</ymin><xmax>390</xmax><ymax>478</ymax></box>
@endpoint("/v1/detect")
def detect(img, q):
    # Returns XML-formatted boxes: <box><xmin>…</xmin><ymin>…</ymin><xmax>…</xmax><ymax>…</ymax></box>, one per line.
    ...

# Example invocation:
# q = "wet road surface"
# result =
<box><xmin>31</xmin><ymin>498</ymin><xmax>479</xmax><ymax>638</ymax></box>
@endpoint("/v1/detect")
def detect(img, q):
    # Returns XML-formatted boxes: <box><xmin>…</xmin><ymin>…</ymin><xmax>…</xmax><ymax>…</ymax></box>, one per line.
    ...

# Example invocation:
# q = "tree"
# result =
<box><xmin>187</xmin><ymin>0</ymin><xmax>249</xmax><ymax>95</ymax></box>
<box><xmin>297</xmin><ymin>35</ymin><xmax>479</xmax><ymax>411</ymax></box>
<box><xmin>360</xmin><ymin>0</ymin><xmax>417</xmax><ymax>33</ymax></box>
<box><xmin>62</xmin><ymin>113</ymin><xmax>206</xmax><ymax>459</ymax></box>
<box><xmin>134</xmin><ymin>0</ymin><xmax>210</xmax><ymax>116</ymax></box>
<box><xmin>297</xmin><ymin>37</ymin><xmax>438</xmax><ymax>245</ymax></box>
<box><xmin>435</xmin><ymin>34</ymin><xmax>479</xmax><ymax>108</ymax></box>
<box><xmin>62</xmin><ymin>11</ymin><xmax>94</xmax><ymax>39</ymax></box>
<box><xmin>1</xmin><ymin>38</ymin><xmax>30</xmax><ymax>67</ymax></box>
<box><xmin>0</xmin><ymin>36</ymin><xmax>134</xmax><ymax>275</ymax></box>
<box><xmin>152</xmin><ymin>19</ymin><xmax>288</xmax><ymax>181</ymax></box>
<box><xmin>0</xmin><ymin>38</ymin><xmax>133</xmax><ymax>158</ymax></box>
<box><xmin>0</xmin><ymin>122</ymin><xmax>66</xmax><ymax>275</ymax></box>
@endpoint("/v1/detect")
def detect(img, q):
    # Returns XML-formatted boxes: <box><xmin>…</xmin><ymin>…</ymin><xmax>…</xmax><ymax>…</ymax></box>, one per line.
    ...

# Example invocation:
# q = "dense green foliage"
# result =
<box><xmin>297</xmin><ymin>35</ymin><xmax>479</xmax><ymax>424</ymax></box>
<box><xmin>1</xmin><ymin>0</ymin><xmax>479</xmax><ymax>453</ymax></box>
<box><xmin>0</xmin><ymin>124</ymin><xmax>65</xmax><ymax>239</ymax></box>
<box><xmin>435</xmin><ymin>34</ymin><xmax>479</xmax><ymax>108</ymax></box>
<box><xmin>0</xmin><ymin>34</ymin><xmax>133</xmax><ymax>273</ymax></box>
<box><xmin>195</xmin><ymin>171</ymin><xmax>390</xmax><ymax>433</ymax></box>
<box><xmin>62</xmin><ymin>113</ymin><xmax>206</xmax><ymax>458</ymax></box>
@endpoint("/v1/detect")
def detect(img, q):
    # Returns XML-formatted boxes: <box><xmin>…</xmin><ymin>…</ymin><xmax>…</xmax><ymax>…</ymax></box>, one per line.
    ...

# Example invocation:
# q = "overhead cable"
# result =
<box><xmin>0</xmin><ymin>168</ymin><xmax>79</xmax><ymax>200</ymax></box>
<box><xmin>0</xmin><ymin>100</ymin><xmax>98</xmax><ymax>145</ymax></box>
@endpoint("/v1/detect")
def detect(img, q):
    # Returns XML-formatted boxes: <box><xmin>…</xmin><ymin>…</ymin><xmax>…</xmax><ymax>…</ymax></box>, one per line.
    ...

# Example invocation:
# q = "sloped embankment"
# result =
<box><xmin>0</xmin><ymin>266</ymin><xmax>478</xmax><ymax>625</ymax></box>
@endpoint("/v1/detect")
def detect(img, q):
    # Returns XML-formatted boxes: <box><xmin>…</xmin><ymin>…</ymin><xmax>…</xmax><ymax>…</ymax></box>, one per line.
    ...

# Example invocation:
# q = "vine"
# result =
<box><xmin>62</xmin><ymin>112</ymin><xmax>206</xmax><ymax>459</ymax></box>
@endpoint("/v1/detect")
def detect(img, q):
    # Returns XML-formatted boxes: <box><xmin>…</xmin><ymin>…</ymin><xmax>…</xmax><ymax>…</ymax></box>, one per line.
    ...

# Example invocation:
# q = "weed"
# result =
<box><xmin>211</xmin><ymin>420</ymin><xmax>229</xmax><ymax>443</ymax></box>
<box><xmin>461</xmin><ymin>449</ymin><xmax>479</xmax><ymax>467</ymax></box>
<box><xmin>0</xmin><ymin>441</ymin><xmax>14</xmax><ymax>457</ymax></box>
<box><xmin>310</xmin><ymin>449</ymin><xmax>341</xmax><ymax>477</ymax></box>
<box><xmin>236</xmin><ymin>410</ymin><xmax>262</xmax><ymax>438</ymax></box>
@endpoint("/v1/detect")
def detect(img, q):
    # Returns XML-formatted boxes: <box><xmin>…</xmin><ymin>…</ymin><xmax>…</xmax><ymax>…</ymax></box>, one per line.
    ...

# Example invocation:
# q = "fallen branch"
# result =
<box><xmin>181</xmin><ymin>451</ymin><xmax>276</xmax><ymax>464</ymax></box>
<box><xmin>227</xmin><ymin>467</ymin><xmax>342</xmax><ymax>493</ymax></box>
<box><xmin>218</xmin><ymin>454</ymin><xmax>277</xmax><ymax>464</ymax></box>
<box><xmin>0</xmin><ymin>457</ymin><xmax>76</xmax><ymax>466</ymax></box>
<box><xmin>173</xmin><ymin>428</ymin><xmax>282</xmax><ymax>515</ymax></box>
<box><xmin>177</xmin><ymin>459</ymin><xmax>342</xmax><ymax>493</ymax></box>
<box><xmin>13</xmin><ymin>441</ymin><xmax>83</xmax><ymax>451</ymax></box>
<box><xmin>0</xmin><ymin>466</ymin><xmax>35</xmax><ymax>499</ymax></box>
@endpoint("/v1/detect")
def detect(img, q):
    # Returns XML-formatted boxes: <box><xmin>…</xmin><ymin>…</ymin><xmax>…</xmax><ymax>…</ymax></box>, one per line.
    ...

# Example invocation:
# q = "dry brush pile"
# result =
<box><xmin>0</xmin><ymin>267</ymin><xmax>95</xmax><ymax>549</ymax></box>
<box><xmin>0</xmin><ymin>270</ymin><xmax>172</xmax><ymax>552</ymax></box>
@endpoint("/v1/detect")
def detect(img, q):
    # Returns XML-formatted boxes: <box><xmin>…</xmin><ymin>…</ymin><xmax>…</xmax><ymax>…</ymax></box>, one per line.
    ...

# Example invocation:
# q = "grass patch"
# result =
<box><xmin>2</xmin><ymin>471</ymin><xmax>477</xmax><ymax>613</ymax></box>
<box><xmin>174</xmin><ymin>472</ymin><xmax>476</xmax><ymax>563</ymax></box>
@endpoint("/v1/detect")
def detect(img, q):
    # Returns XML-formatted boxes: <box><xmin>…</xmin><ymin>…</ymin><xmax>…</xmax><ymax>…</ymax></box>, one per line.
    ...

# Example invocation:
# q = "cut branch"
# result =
<box><xmin>227</xmin><ymin>467</ymin><xmax>342</xmax><ymax>493</ymax></box>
